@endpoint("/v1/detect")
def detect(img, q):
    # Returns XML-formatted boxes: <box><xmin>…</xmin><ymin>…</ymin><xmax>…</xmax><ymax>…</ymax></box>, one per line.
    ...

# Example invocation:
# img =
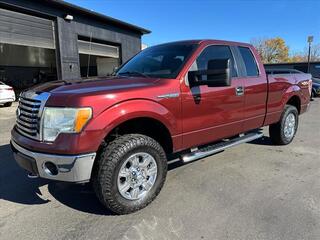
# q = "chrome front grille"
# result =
<box><xmin>16</xmin><ymin>97</ymin><xmax>41</xmax><ymax>139</ymax></box>
<box><xmin>16</xmin><ymin>91</ymin><xmax>50</xmax><ymax>141</ymax></box>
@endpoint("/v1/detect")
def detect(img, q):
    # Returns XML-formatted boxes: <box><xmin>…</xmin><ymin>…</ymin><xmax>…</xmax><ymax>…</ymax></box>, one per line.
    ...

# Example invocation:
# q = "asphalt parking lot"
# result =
<box><xmin>0</xmin><ymin>100</ymin><xmax>320</xmax><ymax>240</ymax></box>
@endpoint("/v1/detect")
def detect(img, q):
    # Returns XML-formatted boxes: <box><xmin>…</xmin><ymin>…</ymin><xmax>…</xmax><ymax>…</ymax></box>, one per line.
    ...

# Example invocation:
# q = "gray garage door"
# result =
<box><xmin>0</xmin><ymin>8</ymin><xmax>55</xmax><ymax>49</ymax></box>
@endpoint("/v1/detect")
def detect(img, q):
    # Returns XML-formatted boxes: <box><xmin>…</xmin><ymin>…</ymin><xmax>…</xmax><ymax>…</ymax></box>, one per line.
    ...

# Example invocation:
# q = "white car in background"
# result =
<box><xmin>0</xmin><ymin>81</ymin><xmax>15</xmax><ymax>107</ymax></box>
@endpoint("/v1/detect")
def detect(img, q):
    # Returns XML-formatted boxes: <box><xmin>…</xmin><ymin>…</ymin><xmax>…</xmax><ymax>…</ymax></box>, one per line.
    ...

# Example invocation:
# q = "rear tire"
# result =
<box><xmin>4</xmin><ymin>102</ymin><xmax>12</xmax><ymax>107</ymax></box>
<box><xmin>92</xmin><ymin>134</ymin><xmax>167</xmax><ymax>214</ymax></box>
<box><xmin>269</xmin><ymin>105</ymin><xmax>299</xmax><ymax>145</ymax></box>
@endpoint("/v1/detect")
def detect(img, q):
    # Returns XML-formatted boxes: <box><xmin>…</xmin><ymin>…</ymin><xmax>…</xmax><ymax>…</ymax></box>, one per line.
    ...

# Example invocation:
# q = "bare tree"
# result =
<box><xmin>308</xmin><ymin>43</ymin><xmax>320</xmax><ymax>62</ymax></box>
<box><xmin>289</xmin><ymin>43</ymin><xmax>320</xmax><ymax>62</ymax></box>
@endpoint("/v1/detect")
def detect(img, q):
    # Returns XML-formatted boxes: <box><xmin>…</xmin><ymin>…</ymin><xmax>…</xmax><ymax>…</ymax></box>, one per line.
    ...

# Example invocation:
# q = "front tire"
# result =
<box><xmin>269</xmin><ymin>105</ymin><xmax>299</xmax><ymax>145</ymax></box>
<box><xmin>92</xmin><ymin>134</ymin><xmax>167</xmax><ymax>214</ymax></box>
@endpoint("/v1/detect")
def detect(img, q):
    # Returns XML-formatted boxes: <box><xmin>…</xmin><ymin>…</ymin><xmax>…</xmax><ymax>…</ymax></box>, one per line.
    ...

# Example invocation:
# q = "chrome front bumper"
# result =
<box><xmin>11</xmin><ymin>140</ymin><xmax>96</xmax><ymax>183</ymax></box>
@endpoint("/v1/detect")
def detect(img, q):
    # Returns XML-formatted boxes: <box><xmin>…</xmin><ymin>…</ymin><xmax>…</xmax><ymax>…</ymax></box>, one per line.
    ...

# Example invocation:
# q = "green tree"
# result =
<box><xmin>251</xmin><ymin>37</ymin><xmax>289</xmax><ymax>63</ymax></box>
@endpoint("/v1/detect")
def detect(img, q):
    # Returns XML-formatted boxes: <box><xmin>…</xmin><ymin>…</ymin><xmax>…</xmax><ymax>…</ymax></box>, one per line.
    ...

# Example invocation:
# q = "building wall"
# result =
<box><xmin>56</xmin><ymin>19</ymin><xmax>141</xmax><ymax>80</ymax></box>
<box><xmin>0</xmin><ymin>0</ymin><xmax>143</xmax><ymax>80</ymax></box>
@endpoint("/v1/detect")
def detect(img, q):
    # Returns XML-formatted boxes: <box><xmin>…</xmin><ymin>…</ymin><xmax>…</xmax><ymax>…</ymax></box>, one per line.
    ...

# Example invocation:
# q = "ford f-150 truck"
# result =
<box><xmin>11</xmin><ymin>40</ymin><xmax>312</xmax><ymax>214</ymax></box>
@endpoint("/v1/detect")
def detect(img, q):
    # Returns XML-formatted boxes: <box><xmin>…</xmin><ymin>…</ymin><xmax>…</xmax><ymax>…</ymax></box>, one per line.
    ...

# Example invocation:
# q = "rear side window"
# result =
<box><xmin>239</xmin><ymin>47</ymin><xmax>259</xmax><ymax>77</ymax></box>
<box><xmin>194</xmin><ymin>45</ymin><xmax>238</xmax><ymax>77</ymax></box>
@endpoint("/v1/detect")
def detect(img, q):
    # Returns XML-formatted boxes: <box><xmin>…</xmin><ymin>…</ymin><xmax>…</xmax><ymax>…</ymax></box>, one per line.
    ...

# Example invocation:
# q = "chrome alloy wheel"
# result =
<box><xmin>284</xmin><ymin>113</ymin><xmax>296</xmax><ymax>139</ymax></box>
<box><xmin>117</xmin><ymin>152</ymin><xmax>158</xmax><ymax>200</ymax></box>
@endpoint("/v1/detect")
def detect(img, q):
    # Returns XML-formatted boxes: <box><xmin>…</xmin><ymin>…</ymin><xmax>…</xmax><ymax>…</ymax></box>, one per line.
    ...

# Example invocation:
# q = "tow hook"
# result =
<box><xmin>27</xmin><ymin>172</ymin><xmax>39</xmax><ymax>179</ymax></box>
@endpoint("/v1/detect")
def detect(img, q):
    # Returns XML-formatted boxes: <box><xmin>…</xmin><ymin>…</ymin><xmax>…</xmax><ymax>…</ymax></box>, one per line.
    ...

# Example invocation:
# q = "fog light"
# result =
<box><xmin>43</xmin><ymin>162</ymin><xmax>58</xmax><ymax>176</ymax></box>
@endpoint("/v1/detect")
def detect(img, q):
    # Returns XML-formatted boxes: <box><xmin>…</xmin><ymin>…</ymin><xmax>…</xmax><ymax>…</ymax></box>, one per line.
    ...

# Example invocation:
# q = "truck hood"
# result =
<box><xmin>30</xmin><ymin>76</ymin><xmax>160</xmax><ymax>95</ymax></box>
<box><xmin>27</xmin><ymin>76</ymin><xmax>178</xmax><ymax>115</ymax></box>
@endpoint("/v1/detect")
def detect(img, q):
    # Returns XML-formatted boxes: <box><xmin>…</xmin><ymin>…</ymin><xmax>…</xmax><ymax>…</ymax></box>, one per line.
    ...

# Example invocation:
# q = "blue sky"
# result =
<box><xmin>66</xmin><ymin>0</ymin><xmax>319</xmax><ymax>54</ymax></box>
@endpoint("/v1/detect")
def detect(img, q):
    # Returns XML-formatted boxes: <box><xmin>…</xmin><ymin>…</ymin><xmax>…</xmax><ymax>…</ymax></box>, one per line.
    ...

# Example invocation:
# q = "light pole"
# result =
<box><xmin>307</xmin><ymin>36</ymin><xmax>314</xmax><ymax>73</ymax></box>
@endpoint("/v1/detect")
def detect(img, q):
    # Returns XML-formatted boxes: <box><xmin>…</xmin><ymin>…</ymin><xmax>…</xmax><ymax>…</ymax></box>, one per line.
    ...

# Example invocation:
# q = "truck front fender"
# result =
<box><xmin>85</xmin><ymin>99</ymin><xmax>179</xmax><ymax>147</ymax></box>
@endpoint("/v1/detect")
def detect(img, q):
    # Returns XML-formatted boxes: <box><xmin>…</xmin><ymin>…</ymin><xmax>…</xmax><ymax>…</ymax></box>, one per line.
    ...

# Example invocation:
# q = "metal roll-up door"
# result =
<box><xmin>78</xmin><ymin>40</ymin><xmax>119</xmax><ymax>58</ymax></box>
<box><xmin>0</xmin><ymin>8</ymin><xmax>55</xmax><ymax>49</ymax></box>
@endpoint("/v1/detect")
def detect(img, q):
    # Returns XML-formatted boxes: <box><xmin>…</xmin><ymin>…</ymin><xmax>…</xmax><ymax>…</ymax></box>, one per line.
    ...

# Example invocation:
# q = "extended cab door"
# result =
<box><xmin>181</xmin><ymin>45</ymin><xmax>245</xmax><ymax>149</ymax></box>
<box><xmin>236</xmin><ymin>46</ymin><xmax>268</xmax><ymax>131</ymax></box>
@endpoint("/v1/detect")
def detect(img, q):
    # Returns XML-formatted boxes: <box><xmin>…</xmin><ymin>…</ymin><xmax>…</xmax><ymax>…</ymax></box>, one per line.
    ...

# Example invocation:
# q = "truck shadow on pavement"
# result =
<box><xmin>47</xmin><ymin>183</ymin><xmax>115</xmax><ymax>215</ymax></box>
<box><xmin>247</xmin><ymin>136</ymin><xmax>274</xmax><ymax>146</ymax></box>
<box><xmin>1</xmin><ymin>141</ymin><xmax>186</xmax><ymax>215</ymax></box>
<box><xmin>0</xmin><ymin>144</ymin><xmax>50</xmax><ymax>205</ymax></box>
<box><xmin>1</xmin><ymin>136</ymin><xmax>272</xmax><ymax>215</ymax></box>
<box><xmin>0</xmin><ymin>143</ymin><xmax>114</xmax><ymax>215</ymax></box>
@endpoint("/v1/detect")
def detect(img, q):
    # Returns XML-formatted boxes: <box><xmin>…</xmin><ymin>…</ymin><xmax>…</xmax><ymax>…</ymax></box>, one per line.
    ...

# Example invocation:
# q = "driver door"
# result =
<box><xmin>181</xmin><ymin>45</ymin><xmax>245</xmax><ymax>149</ymax></box>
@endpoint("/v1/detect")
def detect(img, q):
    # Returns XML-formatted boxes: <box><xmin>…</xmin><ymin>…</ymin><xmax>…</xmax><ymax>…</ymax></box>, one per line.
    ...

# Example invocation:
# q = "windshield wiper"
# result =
<box><xmin>118</xmin><ymin>71</ymin><xmax>149</xmax><ymax>78</ymax></box>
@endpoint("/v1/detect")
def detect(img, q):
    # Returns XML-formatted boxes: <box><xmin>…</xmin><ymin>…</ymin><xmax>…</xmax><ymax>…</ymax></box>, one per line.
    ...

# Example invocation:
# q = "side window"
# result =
<box><xmin>238</xmin><ymin>47</ymin><xmax>259</xmax><ymax>77</ymax></box>
<box><xmin>193</xmin><ymin>45</ymin><xmax>238</xmax><ymax>77</ymax></box>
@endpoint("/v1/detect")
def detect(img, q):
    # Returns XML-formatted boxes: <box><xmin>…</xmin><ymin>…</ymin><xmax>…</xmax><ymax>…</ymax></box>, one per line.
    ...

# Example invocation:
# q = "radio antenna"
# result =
<box><xmin>86</xmin><ymin>32</ymin><xmax>93</xmax><ymax>78</ymax></box>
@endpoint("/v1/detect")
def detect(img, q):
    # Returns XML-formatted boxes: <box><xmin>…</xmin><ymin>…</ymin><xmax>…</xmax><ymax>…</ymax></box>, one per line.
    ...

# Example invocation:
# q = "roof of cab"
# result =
<box><xmin>153</xmin><ymin>39</ymin><xmax>253</xmax><ymax>47</ymax></box>
<box><xmin>199</xmin><ymin>39</ymin><xmax>253</xmax><ymax>47</ymax></box>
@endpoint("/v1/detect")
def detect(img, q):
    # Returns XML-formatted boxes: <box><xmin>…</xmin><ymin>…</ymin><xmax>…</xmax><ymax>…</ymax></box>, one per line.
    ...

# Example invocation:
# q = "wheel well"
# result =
<box><xmin>287</xmin><ymin>96</ymin><xmax>301</xmax><ymax>114</ymax></box>
<box><xmin>105</xmin><ymin>117</ymin><xmax>173</xmax><ymax>154</ymax></box>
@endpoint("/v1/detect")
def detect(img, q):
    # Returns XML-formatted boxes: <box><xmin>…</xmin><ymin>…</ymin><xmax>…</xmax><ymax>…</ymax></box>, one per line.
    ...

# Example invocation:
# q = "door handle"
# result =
<box><xmin>235</xmin><ymin>86</ymin><xmax>244</xmax><ymax>96</ymax></box>
<box><xmin>236</xmin><ymin>86</ymin><xmax>244</xmax><ymax>96</ymax></box>
<box><xmin>193</xmin><ymin>95</ymin><xmax>201</xmax><ymax>100</ymax></box>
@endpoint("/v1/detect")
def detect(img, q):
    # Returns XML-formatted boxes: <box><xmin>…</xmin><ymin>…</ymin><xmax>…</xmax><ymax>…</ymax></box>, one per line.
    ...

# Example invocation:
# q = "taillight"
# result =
<box><xmin>299</xmin><ymin>79</ymin><xmax>312</xmax><ymax>97</ymax></box>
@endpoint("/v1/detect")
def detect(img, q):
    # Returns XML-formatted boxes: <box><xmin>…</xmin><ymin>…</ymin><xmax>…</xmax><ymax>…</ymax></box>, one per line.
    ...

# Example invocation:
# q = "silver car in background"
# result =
<box><xmin>0</xmin><ymin>81</ymin><xmax>15</xmax><ymax>107</ymax></box>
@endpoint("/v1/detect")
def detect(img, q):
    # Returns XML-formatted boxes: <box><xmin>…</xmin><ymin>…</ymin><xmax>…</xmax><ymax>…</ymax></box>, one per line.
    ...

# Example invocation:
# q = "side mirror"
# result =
<box><xmin>188</xmin><ymin>58</ymin><xmax>232</xmax><ymax>87</ymax></box>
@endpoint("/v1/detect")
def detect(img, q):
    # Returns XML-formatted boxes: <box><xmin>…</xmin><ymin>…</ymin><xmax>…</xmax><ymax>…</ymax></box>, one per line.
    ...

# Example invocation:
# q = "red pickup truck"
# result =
<box><xmin>11</xmin><ymin>40</ymin><xmax>312</xmax><ymax>214</ymax></box>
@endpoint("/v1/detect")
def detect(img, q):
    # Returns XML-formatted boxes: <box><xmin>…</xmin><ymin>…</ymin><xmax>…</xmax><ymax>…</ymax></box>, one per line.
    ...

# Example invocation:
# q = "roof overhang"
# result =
<box><xmin>48</xmin><ymin>0</ymin><xmax>151</xmax><ymax>35</ymax></box>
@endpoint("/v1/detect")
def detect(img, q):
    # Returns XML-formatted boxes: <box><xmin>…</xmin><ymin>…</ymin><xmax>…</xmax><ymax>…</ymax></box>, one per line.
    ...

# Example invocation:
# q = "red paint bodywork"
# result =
<box><xmin>11</xmin><ymin>40</ymin><xmax>311</xmax><ymax>155</ymax></box>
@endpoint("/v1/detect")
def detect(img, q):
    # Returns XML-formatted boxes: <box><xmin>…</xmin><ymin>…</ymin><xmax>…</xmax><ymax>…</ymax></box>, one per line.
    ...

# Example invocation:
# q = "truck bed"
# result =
<box><xmin>264</xmin><ymin>69</ymin><xmax>312</xmax><ymax>126</ymax></box>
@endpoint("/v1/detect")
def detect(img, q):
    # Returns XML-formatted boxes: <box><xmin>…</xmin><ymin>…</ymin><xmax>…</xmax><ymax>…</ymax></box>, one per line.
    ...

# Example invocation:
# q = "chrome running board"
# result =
<box><xmin>181</xmin><ymin>132</ymin><xmax>263</xmax><ymax>163</ymax></box>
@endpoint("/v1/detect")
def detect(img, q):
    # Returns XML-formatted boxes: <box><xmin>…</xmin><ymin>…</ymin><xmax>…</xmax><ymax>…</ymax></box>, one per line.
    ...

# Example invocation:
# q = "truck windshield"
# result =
<box><xmin>116</xmin><ymin>43</ymin><xmax>197</xmax><ymax>79</ymax></box>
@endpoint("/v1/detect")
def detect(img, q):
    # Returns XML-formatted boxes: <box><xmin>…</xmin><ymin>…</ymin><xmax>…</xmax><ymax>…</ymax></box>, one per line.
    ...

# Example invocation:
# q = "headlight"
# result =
<box><xmin>42</xmin><ymin>107</ymin><xmax>92</xmax><ymax>142</ymax></box>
